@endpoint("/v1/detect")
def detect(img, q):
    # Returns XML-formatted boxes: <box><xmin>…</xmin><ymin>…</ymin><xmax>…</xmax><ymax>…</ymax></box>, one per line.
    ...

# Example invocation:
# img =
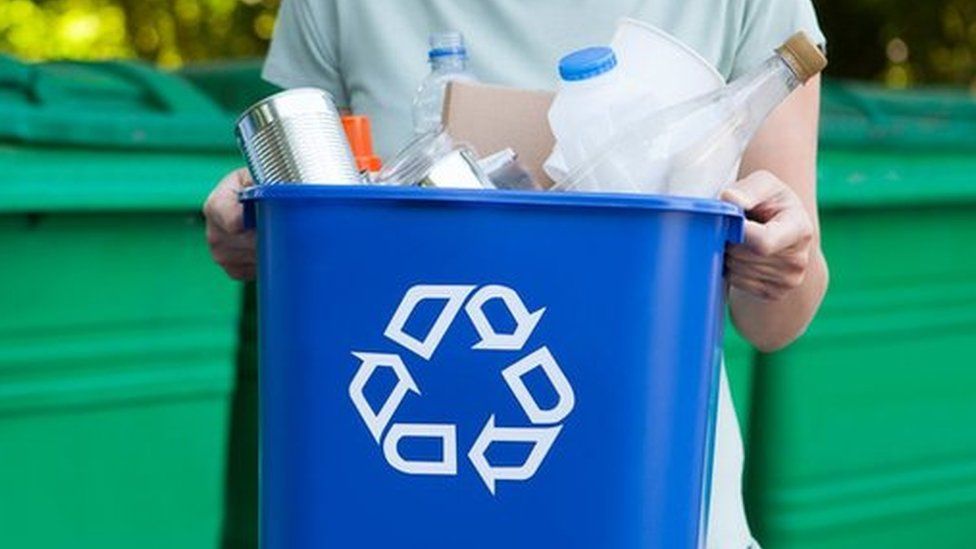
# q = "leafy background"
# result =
<box><xmin>1</xmin><ymin>0</ymin><xmax>974</xmax><ymax>88</ymax></box>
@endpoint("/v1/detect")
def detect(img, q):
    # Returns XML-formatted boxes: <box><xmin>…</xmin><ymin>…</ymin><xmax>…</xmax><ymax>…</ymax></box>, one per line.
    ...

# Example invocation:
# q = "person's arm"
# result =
<box><xmin>205</xmin><ymin>0</ymin><xmax>347</xmax><ymax>280</ymax></box>
<box><xmin>720</xmin><ymin>75</ymin><xmax>828</xmax><ymax>352</ymax></box>
<box><xmin>204</xmin><ymin>168</ymin><xmax>255</xmax><ymax>280</ymax></box>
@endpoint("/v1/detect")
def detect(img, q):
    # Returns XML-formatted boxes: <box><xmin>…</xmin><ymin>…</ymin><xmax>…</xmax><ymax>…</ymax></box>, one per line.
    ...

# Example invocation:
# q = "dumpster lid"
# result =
<box><xmin>818</xmin><ymin>81</ymin><xmax>976</xmax><ymax>209</ymax></box>
<box><xmin>820</xmin><ymin>80</ymin><xmax>976</xmax><ymax>151</ymax></box>
<box><xmin>0</xmin><ymin>54</ymin><xmax>235</xmax><ymax>151</ymax></box>
<box><xmin>179</xmin><ymin>59</ymin><xmax>281</xmax><ymax>115</ymax></box>
<box><xmin>240</xmin><ymin>185</ymin><xmax>745</xmax><ymax>243</ymax></box>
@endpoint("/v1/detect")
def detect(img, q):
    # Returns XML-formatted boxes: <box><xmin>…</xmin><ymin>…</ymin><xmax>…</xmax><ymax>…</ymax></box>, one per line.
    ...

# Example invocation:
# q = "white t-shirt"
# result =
<box><xmin>261</xmin><ymin>1</ymin><xmax>824</xmax><ymax>546</ymax></box>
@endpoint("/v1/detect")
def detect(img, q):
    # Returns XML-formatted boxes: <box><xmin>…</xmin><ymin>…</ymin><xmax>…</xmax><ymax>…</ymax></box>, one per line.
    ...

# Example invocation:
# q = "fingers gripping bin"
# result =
<box><xmin>241</xmin><ymin>185</ymin><xmax>743</xmax><ymax>549</ymax></box>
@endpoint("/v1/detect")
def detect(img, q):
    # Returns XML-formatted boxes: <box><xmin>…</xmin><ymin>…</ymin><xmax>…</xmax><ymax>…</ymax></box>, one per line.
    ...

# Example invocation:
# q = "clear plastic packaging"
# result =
<box><xmin>377</xmin><ymin>130</ymin><xmax>493</xmax><ymax>189</ymax></box>
<box><xmin>377</xmin><ymin>131</ymin><xmax>456</xmax><ymax>186</ymax></box>
<box><xmin>478</xmin><ymin>148</ymin><xmax>536</xmax><ymax>190</ymax></box>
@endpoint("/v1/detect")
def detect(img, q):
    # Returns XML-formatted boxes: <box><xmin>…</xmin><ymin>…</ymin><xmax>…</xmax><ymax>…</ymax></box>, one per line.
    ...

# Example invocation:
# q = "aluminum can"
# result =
<box><xmin>236</xmin><ymin>88</ymin><xmax>361</xmax><ymax>185</ymax></box>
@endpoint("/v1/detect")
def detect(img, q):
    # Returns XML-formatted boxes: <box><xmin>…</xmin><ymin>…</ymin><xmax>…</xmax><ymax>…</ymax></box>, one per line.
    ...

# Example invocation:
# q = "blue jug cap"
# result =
<box><xmin>559</xmin><ymin>47</ymin><xmax>618</xmax><ymax>81</ymax></box>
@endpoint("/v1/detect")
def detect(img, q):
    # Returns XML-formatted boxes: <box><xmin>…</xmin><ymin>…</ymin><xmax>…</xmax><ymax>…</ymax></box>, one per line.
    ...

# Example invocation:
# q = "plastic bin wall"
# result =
<box><xmin>245</xmin><ymin>185</ymin><xmax>743</xmax><ymax>549</ymax></box>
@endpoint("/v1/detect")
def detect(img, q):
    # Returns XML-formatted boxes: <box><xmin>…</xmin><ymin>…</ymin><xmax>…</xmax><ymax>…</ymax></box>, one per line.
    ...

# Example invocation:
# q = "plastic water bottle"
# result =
<box><xmin>412</xmin><ymin>31</ymin><xmax>478</xmax><ymax>135</ymax></box>
<box><xmin>546</xmin><ymin>47</ymin><xmax>640</xmax><ymax>176</ymax></box>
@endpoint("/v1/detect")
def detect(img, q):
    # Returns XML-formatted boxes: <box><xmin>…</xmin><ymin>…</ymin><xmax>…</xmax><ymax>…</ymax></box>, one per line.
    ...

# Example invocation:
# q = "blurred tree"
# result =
<box><xmin>0</xmin><ymin>0</ymin><xmax>973</xmax><ymax>88</ymax></box>
<box><xmin>0</xmin><ymin>0</ymin><xmax>279</xmax><ymax>68</ymax></box>
<box><xmin>816</xmin><ymin>0</ymin><xmax>976</xmax><ymax>88</ymax></box>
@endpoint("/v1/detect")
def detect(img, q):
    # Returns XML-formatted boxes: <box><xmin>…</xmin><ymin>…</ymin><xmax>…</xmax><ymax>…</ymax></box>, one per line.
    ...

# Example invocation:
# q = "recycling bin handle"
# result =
<box><xmin>726</xmin><ymin>210</ymin><xmax>745</xmax><ymax>246</ymax></box>
<box><xmin>241</xmin><ymin>191</ymin><xmax>256</xmax><ymax>230</ymax></box>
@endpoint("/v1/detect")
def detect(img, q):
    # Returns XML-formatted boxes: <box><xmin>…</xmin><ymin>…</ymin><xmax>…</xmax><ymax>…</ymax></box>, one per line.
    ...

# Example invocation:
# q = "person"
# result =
<box><xmin>204</xmin><ymin>1</ymin><xmax>829</xmax><ymax>547</ymax></box>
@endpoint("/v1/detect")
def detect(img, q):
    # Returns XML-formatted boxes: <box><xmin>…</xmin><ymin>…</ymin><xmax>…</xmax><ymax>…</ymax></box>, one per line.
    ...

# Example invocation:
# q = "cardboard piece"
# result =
<box><xmin>442</xmin><ymin>81</ymin><xmax>556</xmax><ymax>188</ymax></box>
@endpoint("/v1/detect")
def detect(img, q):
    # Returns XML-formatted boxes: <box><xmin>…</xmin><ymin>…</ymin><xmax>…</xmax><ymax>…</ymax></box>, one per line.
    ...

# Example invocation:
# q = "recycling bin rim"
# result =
<box><xmin>240</xmin><ymin>184</ymin><xmax>745</xmax><ymax>243</ymax></box>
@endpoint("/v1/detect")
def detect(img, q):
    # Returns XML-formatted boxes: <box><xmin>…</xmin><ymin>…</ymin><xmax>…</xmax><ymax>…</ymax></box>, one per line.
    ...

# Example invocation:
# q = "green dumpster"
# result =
<box><xmin>180</xmin><ymin>59</ymin><xmax>280</xmax><ymax>116</ymax></box>
<box><xmin>746</xmin><ymin>81</ymin><xmax>976</xmax><ymax>548</ymax></box>
<box><xmin>0</xmin><ymin>55</ymin><xmax>243</xmax><ymax>549</ymax></box>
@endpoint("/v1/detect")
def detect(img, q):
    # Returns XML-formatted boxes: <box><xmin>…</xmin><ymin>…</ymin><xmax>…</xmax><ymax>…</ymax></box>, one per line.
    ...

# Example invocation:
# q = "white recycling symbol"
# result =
<box><xmin>349</xmin><ymin>284</ymin><xmax>575</xmax><ymax>494</ymax></box>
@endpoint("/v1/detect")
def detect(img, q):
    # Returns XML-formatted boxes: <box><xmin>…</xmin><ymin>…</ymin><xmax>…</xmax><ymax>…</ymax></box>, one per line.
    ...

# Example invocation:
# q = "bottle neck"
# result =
<box><xmin>732</xmin><ymin>56</ymin><xmax>800</xmax><ymax>101</ymax></box>
<box><xmin>430</xmin><ymin>54</ymin><xmax>468</xmax><ymax>72</ymax></box>
<box><xmin>727</xmin><ymin>55</ymin><xmax>801</xmax><ymax>141</ymax></box>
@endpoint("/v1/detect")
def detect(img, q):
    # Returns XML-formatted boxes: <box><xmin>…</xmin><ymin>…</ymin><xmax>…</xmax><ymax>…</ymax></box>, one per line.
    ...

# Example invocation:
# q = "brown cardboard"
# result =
<box><xmin>442</xmin><ymin>81</ymin><xmax>556</xmax><ymax>188</ymax></box>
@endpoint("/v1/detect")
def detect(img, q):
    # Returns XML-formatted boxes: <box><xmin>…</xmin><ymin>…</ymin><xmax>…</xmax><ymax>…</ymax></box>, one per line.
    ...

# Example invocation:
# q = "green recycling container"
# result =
<box><xmin>180</xmin><ymin>59</ymin><xmax>280</xmax><ymax>116</ymax></box>
<box><xmin>0</xmin><ymin>55</ymin><xmax>243</xmax><ymax>549</ymax></box>
<box><xmin>746</xmin><ymin>81</ymin><xmax>976</xmax><ymax>548</ymax></box>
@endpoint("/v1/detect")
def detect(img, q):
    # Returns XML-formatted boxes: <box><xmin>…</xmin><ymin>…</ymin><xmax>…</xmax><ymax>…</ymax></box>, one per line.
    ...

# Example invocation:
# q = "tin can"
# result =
<box><xmin>235</xmin><ymin>88</ymin><xmax>361</xmax><ymax>185</ymax></box>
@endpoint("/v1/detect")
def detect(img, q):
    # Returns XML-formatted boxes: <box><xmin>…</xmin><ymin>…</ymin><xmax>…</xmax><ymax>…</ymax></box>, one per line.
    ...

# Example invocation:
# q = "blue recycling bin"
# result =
<box><xmin>242</xmin><ymin>185</ymin><xmax>743</xmax><ymax>549</ymax></box>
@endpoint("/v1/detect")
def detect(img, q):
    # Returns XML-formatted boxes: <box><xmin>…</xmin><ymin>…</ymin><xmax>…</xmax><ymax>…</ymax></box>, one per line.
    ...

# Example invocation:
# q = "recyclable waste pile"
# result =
<box><xmin>236</xmin><ymin>21</ymin><xmax>826</xmax><ymax>199</ymax></box>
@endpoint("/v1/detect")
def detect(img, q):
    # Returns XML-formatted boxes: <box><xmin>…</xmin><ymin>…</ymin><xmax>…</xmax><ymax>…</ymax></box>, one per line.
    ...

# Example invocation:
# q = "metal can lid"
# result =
<box><xmin>235</xmin><ymin>87</ymin><xmax>337</xmax><ymax>139</ymax></box>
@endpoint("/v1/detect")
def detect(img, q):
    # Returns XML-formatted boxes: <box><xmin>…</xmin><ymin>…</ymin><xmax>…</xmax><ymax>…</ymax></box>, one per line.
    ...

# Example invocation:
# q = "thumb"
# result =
<box><xmin>230</xmin><ymin>167</ymin><xmax>255</xmax><ymax>190</ymax></box>
<box><xmin>720</xmin><ymin>171</ymin><xmax>783</xmax><ymax>212</ymax></box>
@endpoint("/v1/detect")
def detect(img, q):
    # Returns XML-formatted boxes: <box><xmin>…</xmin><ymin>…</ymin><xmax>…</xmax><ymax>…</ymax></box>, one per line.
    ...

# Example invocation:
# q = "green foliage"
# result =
<box><xmin>0</xmin><ymin>0</ymin><xmax>279</xmax><ymax>68</ymax></box>
<box><xmin>0</xmin><ymin>0</ymin><xmax>973</xmax><ymax>87</ymax></box>
<box><xmin>816</xmin><ymin>0</ymin><xmax>976</xmax><ymax>88</ymax></box>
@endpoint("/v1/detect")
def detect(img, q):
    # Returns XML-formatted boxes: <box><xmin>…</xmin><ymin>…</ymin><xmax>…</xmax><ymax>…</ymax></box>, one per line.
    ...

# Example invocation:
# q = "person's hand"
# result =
<box><xmin>720</xmin><ymin>170</ymin><xmax>815</xmax><ymax>301</ymax></box>
<box><xmin>204</xmin><ymin>167</ymin><xmax>256</xmax><ymax>280</ymax></box>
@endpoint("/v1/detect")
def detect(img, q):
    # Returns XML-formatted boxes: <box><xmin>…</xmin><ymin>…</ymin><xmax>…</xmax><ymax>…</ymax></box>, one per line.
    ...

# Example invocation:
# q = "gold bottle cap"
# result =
<box><xmin>776</xmin><ymin>31</ymin><xmax>827</xmax><ymax>82</ymax></box>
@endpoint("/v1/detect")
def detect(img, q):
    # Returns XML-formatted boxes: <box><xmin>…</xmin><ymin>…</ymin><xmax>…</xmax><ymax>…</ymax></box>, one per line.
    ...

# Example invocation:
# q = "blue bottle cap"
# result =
<box><xmin>429</xmin><ymin>46</ymin><xmax>467</xmax><ymax>59</ymax></box>
<box><xmin>428</xmin><ymin>31</ymin><xmax>468</xmax><ymax>60</ymax></box>
<box><xmin>558</xmin><ymin>46</ymin><xmax>618</xmax><ymax>81</ymax></box>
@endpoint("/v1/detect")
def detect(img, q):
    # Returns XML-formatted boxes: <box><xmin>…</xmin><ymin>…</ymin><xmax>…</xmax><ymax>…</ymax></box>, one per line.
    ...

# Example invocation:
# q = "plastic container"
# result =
<box><xmin>610</xmin><ymin>18</ymin><xmax>724</xmax><ymax>109</ymax></box>
<box><xmin>547</xmin><ymin>46</ymin><xmax>636</xmax><ymax>173</ymax></box>
<box><xmin>242</xmin><ymin>184</ymin><xmax>743</xmax><ymax>549</ymax></box>
<box><xmin>0</xmin><ymin>55</ymin><xmax>240</xmax><ymax>549</ymax></box>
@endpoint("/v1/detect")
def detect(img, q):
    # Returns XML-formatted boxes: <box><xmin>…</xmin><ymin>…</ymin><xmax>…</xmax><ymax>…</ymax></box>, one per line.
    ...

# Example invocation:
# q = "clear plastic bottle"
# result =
<box><xmin>411</xmin><ymin>31</ymin><xmax>478</xmax><ymax>135</ymax></box>
<box><xmin>562</xmin><ymin>32</ymin><xmax>827</xmax><ymax>197</ymax></box>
